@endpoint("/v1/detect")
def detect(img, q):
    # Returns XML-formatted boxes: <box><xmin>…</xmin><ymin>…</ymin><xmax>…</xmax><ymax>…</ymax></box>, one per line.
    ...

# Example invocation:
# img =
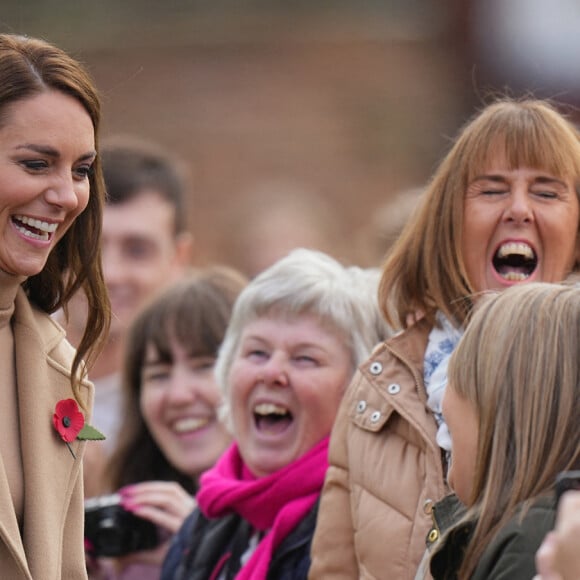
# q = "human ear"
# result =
<box><xmin>173</xmin><ymin>231</ymin><xmax>194</xmax><ymax>270</ymax></box>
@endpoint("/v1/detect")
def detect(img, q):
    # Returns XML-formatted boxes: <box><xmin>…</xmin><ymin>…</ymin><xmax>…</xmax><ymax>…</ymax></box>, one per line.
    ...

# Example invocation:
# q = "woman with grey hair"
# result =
<box><xmin>161</xmin><ymin>248</ymin><xmax>390</xmax><ymax>580</ymax></box>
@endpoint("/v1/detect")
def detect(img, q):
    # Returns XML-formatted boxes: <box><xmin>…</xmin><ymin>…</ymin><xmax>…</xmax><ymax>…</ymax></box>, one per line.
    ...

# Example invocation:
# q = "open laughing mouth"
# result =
<box><xmin>253</xmin><ymin>402</ymin><xmax>293</xmax><ymax>434</ymax></box>
<box><xmin>12</xmin><ymin>215</ymin><xmax>57</xmax><ymax>242</ymax></box>
<box><xmin>492</xmin><ymin>241</ymin><xmax>537</xmax><ymax>282</ymax></box>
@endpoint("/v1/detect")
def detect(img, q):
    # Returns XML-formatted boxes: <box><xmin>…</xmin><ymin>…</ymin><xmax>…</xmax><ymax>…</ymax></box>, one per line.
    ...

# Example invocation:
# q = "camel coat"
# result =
<box><xmin>309</xmin><ymin>320</ymin><xmax>448</xmax><ymax>580</ymax></box>
<box><xmin>0</xmin><ymin>288</ymin><xmax>92</xmax><ymax>579</ymax></box>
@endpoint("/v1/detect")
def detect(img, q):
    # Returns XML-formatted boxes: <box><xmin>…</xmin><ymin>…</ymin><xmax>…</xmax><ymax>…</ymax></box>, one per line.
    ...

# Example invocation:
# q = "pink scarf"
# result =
<box><xmin>196</xmin><ymin>437</ymin><xmax>329</xmax><ymax>580</ymax></box>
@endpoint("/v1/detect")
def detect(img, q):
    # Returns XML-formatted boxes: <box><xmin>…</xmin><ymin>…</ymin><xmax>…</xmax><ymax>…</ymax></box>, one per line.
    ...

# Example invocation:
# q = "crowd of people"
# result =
<box><xmin>1</xmin><ymin>30</ymin><xmax>580</xmax><ymax>580</ymax></box>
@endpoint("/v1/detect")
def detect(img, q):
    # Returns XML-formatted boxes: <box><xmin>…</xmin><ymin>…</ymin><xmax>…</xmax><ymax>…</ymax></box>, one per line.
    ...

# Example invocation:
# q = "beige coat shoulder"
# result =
<box><xmin>310</xmin><ymin>320</ymin><xmax>448</xmax><ymax>580</ymax></box>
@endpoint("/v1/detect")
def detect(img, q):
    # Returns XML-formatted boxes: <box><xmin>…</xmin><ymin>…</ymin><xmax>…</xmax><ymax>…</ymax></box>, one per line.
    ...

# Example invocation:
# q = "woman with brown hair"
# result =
<box><xmin>0</xmin><ymin>33</ymin><xmax>110</xmax><ymax>578</ymax></box>
<box><xmin>310</xmin><ymin>98</ymin><xmax>580</xmax><ymax>579</ymax></box>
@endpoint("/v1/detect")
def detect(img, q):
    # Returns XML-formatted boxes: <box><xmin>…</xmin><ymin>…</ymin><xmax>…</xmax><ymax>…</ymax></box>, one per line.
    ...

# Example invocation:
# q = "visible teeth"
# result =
<box><xmin>254</xmin><ymin>403</ymin><xmax>288</xmax><ymax>416</ymax></box>
<box><xmin>13</xmin><ymin>215</ymin><xmax>58</xmax><ymax>241</ymax></box>
<box><xmin>497</xmin><ymin>242</ymin><xmax>534</xmax><ymax>260</ymax></box>
<box><xmin>173</xmin><ymin>417</ymin><xmax>210</xmax><ymax>433</ymax></box>
<box><xmin>14</xmin><ymin>223</ymin><xmax>49</xmax><ymax>241</ymax></box>
<box><xmin>14</xmin><ymin>215</ymin><xmax>58</xmax><ymax>233</ymax></box>
<box><xmin>501</xmin><ymin>271</ymin><xmax>529</xmax><ymax>281</ymax></box>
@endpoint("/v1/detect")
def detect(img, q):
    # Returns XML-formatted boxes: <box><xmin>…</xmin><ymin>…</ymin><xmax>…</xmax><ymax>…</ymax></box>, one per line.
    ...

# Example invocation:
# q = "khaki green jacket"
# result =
<box><xmin>429</xmin><ymin>496</ymin><xmax>556</xmax><ymax>579</ymax></box>
<box><xmin>0</xmin><ymin>289</ymin><xmax>92</xmax><ymax>579</ymax></box>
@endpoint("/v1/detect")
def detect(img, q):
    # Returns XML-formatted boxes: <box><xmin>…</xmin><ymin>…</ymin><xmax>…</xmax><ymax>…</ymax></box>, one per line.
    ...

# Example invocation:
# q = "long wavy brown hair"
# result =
<box><xmin>0</xmin><ymin>34</ymin><xmax>111</xmax><ymax>403</ymax></box>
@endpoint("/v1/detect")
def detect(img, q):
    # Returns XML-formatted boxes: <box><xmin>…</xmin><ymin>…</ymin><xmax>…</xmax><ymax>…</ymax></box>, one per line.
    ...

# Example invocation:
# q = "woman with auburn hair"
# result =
<box><xmin>428</xmin><ymin>282</ymin><xmax>580</xmax><ymax>579</ymax></box>
<box><xmin>309</xmin><ymin>98</ymin><xmax>580</xmax><ymax>579</ymax></box>
<box><xmin>0</xmin><ymin>33</ymin><xmax>110</xmax><ymax>578</ymax></box>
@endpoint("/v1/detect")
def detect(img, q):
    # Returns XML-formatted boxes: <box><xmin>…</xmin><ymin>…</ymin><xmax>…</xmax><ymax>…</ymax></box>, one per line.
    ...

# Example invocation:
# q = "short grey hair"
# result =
<box><xmin>215</xmin><ymin>248</ymin><xmax>392</xmax><ymax>426</ymax></box>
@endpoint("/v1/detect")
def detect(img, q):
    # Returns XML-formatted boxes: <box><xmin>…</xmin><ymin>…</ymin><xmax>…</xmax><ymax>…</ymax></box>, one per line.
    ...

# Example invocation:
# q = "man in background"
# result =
<box><xmin>65</xmin><ymin>137</ymin><xmax>193</xmax><ymax>465</ymax></box>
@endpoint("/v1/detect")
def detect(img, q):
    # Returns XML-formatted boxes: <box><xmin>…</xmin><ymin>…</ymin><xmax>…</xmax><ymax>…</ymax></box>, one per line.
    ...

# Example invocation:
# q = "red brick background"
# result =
<box><xmin>1</xmin><ymin>3</ymin><xmax>475</xmax><ymax>273</ymax></box>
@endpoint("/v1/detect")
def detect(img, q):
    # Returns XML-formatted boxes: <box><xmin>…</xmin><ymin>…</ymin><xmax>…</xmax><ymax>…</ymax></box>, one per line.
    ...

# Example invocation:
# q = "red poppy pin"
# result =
<box><xmin>53</xmin><ymin>398</ymin><xmax>105</xmax><ymax>459</ymax></box>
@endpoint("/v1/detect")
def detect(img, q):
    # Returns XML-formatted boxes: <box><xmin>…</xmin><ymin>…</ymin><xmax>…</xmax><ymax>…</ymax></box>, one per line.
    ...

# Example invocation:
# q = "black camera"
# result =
<box><xmin>84</xmin><ymin>493</ymin><xmax>160</xmax><ymax>557</ymax></box>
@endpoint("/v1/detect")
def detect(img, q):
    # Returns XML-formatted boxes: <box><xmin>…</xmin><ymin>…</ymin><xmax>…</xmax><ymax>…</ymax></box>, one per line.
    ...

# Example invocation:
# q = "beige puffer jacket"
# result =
<box><xmin>309</xmin><ymin>320</ymin><xmax>449</xmax><ymax>580</ymax></box>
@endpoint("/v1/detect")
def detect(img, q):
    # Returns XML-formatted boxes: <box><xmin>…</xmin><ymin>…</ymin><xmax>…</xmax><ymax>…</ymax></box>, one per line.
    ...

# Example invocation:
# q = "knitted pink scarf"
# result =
<box><xmin>196</xmin><ymin>437</ymin><xmax>329</xmax><ymax>580</ymax></box>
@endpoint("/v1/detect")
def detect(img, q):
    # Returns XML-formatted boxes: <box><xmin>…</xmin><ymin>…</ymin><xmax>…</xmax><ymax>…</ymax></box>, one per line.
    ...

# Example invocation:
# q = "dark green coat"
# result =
<box><xmin>429</xmin><ymin>496</ymin><xmax>555</xmax><ymax>580</ymax></box>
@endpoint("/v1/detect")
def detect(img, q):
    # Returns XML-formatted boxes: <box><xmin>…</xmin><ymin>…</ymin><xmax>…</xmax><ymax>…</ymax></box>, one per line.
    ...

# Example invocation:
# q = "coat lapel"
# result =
<box><xmin>0</xmin><ymin>451</ymin><xmax>26</xmax><ymax>573</ymax></box>
<box><xmin>10</xmin><ymin>290</ymin><xmax>91</xmax><ymax>579</ymax></box>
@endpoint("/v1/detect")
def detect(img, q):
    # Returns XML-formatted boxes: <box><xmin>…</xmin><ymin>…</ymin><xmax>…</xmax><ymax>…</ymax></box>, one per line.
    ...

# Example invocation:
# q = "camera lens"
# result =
<box><xmin>94</xmin><ymin>516</ymin><xmax>126</xmax><ymax>556</ymax></box>
<box><xmin>85</xmin><ymin>496</ymin><xmax>160</xmax><ymax>557</ymax></box>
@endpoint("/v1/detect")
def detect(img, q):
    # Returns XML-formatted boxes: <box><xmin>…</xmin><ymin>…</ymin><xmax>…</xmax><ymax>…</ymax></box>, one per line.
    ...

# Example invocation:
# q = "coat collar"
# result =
<box><xmin>385</xmin><ymin>318</ymin><xmax>432</xmax><ymax>376</ymax></box>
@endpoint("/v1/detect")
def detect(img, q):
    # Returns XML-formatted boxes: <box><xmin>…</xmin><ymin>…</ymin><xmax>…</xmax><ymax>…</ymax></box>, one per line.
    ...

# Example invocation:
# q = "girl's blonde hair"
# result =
<box><xmin>445</xmin><ymin>282</ymin><xmax>580</xmax><ymax>577</ymax></box>
<box><xmin>380</xmin><ymin>99</ymin><xmax>580</xmax><ymax>330</ymax></box>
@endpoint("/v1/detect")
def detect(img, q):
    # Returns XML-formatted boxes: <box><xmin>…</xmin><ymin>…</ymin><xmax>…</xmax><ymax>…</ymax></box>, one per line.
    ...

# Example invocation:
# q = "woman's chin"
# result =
<box><xmin>243</xmin><ymin>448</ymin><xmax>294</xmax><ymax>478</ymax></box>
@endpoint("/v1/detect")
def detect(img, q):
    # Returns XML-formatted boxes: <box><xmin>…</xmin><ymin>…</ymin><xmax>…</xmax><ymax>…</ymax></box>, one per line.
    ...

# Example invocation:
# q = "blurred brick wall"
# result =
<box><xmin>1</xmin><ymin>3</ymin><xmax>470</xmax><ymax>272</ymax></box>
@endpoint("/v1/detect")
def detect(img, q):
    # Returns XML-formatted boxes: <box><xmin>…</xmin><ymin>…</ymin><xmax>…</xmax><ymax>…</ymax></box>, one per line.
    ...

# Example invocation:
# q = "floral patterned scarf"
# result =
<box><xmin>423</xmin><ymin>311</ymin><xmax>463</xmax><ymax>452</ymax></box>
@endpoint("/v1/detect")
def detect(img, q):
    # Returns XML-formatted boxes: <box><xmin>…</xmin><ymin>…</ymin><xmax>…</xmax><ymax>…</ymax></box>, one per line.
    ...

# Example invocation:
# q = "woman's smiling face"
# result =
<box><xmin>228</xmin><ymin>313</ymin><xmax>353</xmax><ymax>477</ymax></box>
<box><xmin>140</xmin><ymin>337</ymin><xmax>231</xmax><ymax>477</ymax></box>
<box><xmin>0</xmin><ymin>90</ymin><xmax>95</xmax><ymax>277</ymax></box>
<box><xmin>462</xmin><ymin>154</ymin><xmax>579</xmax><ymax>293</ymax></box>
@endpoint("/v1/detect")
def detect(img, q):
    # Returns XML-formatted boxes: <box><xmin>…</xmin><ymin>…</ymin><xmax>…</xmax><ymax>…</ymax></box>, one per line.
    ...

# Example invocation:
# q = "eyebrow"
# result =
<box><xmin>143</xmin><ymin>355</ymin><xmax>171</xmax><ymax>366</ymax></box>
<box><xmin>143</xmin><ymin>349</ymin><xmax>213</xmax><ymax>365</ymax></box>
<box><xmin>15</xmin><ymin>143</ymin><xmax>97</xmax><ymax>162</ymax></box>
<box><xmin>243</xmin><ymin>335</ymin><xmax>328</xmax><ymax>352</ymax></box>
<box><xmin>470</xmin><ymin>174</ymin><xmax>568</xmax><ymax>188</ymax></box>
<box><xmin>470</xmin><ymin>174</ymin><xmax>507</xmax><ymax>183</ymax></box>
<box><xmin>534</xmin><ymin>176</ymin><xmax>568</xmax><ymax>187</ymax></box>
